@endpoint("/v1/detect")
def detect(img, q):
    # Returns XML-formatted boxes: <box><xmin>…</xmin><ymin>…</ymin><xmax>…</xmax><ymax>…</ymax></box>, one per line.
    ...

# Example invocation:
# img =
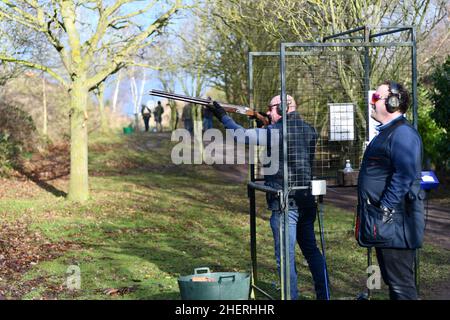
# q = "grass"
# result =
<box><xmin>0</xmin><ymin>130</ymin><xmax>449</xmax><ymax>300</ymax></box>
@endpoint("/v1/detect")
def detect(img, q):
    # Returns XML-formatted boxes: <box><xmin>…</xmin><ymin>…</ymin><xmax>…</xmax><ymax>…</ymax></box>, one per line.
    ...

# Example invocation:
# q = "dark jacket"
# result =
<box><xmin>356</xmin><ymin>116</ymin><xmax>425</xmax><ymax>249</ymax></box>
<box><xmin>182</xmin><ymin>104</ymin><xmax>192</xmax><ymax>121</ymax></box>
<box><xmin>221</xmin><ymin>111</ymin><xmax>317</xmax><ymax>211</ymax></box>
<box><xmin>141</xmin><ymin>106</ymin><xmax>151</xmax><ymax>118</ymax></box>
<box><xmin>154</xmin><ymin>104</ymin><xmax>164</xmax><ymax>122</ymax></box>
<box><xmin>264</xmin><ymin>112</ymin><xmax>317</xmax><ymax>210</ymax></box>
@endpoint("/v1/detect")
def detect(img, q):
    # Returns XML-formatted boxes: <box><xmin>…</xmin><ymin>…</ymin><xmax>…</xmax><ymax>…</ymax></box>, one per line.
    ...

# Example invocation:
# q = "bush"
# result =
<box><xmin>417</xmin><ymin>86</ymin><xmax>446</xmax><ymax>169</ymax></box>
<box><xmin>0</xmin><ymin>102</ymin><xmax>38</xmax><ymax>174</ymax></box>
<box><xmin>0</xmin><ymin>133</ymin><xmax>18</xmax><ymax>174</ymax></box>
<box><xmin>426</xmin><ymin>56</ymin><xmax>450</xmax><ymax>171</ymax></box>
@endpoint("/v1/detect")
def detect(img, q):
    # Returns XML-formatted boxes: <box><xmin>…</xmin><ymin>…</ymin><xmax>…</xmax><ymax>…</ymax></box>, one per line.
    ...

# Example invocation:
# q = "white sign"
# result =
<box><xmin>368</xmin><ymin>90</ymin><xmax>381</xmax><ymax>143</ymax></box>
<box><xmin>422</xmin><ymin>175</ymin><xmax>435</xmax><ymax>183</ymax></box>
<box><xmin>329</xmin><ymin>103</ymin><xmax>355</xmax><ymax>141</ymax></box>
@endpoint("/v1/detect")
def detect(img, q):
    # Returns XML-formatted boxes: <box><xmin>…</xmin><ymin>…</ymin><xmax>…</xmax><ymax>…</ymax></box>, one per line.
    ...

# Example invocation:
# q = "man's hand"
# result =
<box><xmin>250</xmin><ymin>115</ymin><xmax>266</xmax><ymax>128</ymax></box>
<box><xmin>250</xmin><ymin>114</ymin><xmax>269</xmax><ymax>128</ymax></box>
<box><xmin>207</xmin><ymin>101</ymin><xmax>227</xmax><ymax>121</ymax></box>
<box><xmin>380</xmin><ymin>204</ymin><xmax>394</xmax><ymax>224</ymax></box>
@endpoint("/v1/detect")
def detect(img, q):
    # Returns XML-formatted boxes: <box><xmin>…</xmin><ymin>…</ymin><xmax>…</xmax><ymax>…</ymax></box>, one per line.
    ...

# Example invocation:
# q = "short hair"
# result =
<box><xmin>382</xmin><ymin>80</ymin><xmax>410</xmax><ymax>113</ymax></box>
<box><xmin>269</xmin><ymin>95</ymin><xmax>297</xmax><ymax>108</ymax></box>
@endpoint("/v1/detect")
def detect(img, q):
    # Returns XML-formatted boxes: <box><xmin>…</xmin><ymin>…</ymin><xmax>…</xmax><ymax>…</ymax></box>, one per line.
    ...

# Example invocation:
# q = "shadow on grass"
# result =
<box><xmin>14</xmin><ymin>165</ymin><xmax>67</xmax><ymax>198</ymax></box>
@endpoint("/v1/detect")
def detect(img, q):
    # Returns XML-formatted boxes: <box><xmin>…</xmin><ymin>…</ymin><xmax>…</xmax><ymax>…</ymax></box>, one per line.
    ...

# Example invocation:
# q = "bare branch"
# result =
<box><xmin>0</xmin><ymin>54</ymin><xmax>68</xmax><ymax>87</ymax></box>
<box><xmin>125</xmin><ymin>61</ymin><xmax>162</xmax><ymax>70</ymax></box>
<box><xmin>109</xmin><ymin>0</ymin><xmax>157</xmax><ymax>24</ymax></box>
<box><xmin>86</xmin><ymin>0</ymin><xmax>184</xmax><ymax>89</ymax></box>
<box><xmin>84</xmin><ymin>0</ymin><xmax>138</xmax><ymax>63</ymax></box>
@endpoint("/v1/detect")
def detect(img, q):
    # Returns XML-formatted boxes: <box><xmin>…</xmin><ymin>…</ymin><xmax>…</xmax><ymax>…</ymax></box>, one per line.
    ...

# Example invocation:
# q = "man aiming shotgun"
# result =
<box><xmin>151</xmin><ymin>87</ymin><xmax>328</xmax><ymax>300</ymax></box>
<box><xmin>149</xmin><ymin>89</ymin><xmax>270</xmax><ymax>127</ymax></box>
<box><xmin>207</xmin><ymin>95</ymin><xmax>329</xmax><ymax>300</ymax></box>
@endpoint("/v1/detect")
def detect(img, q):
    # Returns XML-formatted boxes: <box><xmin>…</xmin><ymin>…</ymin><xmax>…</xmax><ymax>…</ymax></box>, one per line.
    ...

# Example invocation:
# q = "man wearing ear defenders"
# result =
<box><xmin>356</xmin><ymin>81</ymin><xmax>424</xmax><ymax>299</ymax></box>
<box><xmin>207</xmin><ymin>95</ymin><xmax>328</xmax><ymax>300</ymax></box>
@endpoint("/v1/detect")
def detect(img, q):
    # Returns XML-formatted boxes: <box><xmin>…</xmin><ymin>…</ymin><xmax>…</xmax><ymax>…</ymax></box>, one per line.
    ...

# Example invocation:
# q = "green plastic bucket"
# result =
<box><xmin>178</xmin><ymin>267</ymin><xmax>250</xmax><ymax>300</ymax></box>
<box><xmin>123</xmin><ymin>126</ymin><xmax>133</xmax><ymax>134</ymax></box>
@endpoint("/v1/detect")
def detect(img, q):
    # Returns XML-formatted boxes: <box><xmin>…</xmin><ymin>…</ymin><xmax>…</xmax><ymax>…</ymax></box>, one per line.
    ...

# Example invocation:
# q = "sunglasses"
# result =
<box><xmin>371</xmin><ymin>93</ymin><xmax>385</xmax><ymax>104</ymax></box>
<box><xmin>267</xmin><ymin>103</ymin><xmax>280</xmax><ymax>111</ymax></box>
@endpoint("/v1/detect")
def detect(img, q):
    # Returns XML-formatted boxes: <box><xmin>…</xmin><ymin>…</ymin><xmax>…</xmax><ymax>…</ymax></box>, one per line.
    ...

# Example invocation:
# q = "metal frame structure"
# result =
<box><xmin>247</xmin><ymin>25</ymin><xmax>418</xmax><ymax>300</ymax></box>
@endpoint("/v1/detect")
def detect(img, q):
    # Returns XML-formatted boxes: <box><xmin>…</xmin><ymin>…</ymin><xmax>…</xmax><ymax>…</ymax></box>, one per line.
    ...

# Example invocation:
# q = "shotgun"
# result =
<box><xmin>149</xmin><ymin>89</ymin><xmax>269</xmax><ymax>127</ymax></box>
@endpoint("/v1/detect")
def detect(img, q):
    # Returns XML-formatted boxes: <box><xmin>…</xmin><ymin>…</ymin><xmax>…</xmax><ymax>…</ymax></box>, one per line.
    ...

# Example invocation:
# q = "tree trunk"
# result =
<box><xmin>192</xmin><ymin>104</ymin><xmax>203</xmax><ymax>163</ymax></box>
<box><xmin>42</xmin><ymin>75</ymin><xmax>48</xmax><ymax>137</ymax></box>
<box><xmin>170</xmin><ymin>102</ymin><xmax>178</xmax><ymax>130</ymax></box>
<box><xmin>130</xmin><ymin>75</ymin><xmax>140</xmax><ymax>130</ymax></box>
<box><xmin>98</xmin><ymin>98</ymin><xmax>108</xmax><ymax>133</ymax></box>
<box><xmin>68</xmin><ymin>78</ymin><xmax>89</xmax><ymax>202</ymax></box>
<box><xmin>137</xmin><ymin>72</ymin><xmax>146</xmax><ymax>112</ymax></box>
<box><xmin>112</xmin><ymin>71</ymin><xmax>122</xmax><ymax>113</ymax></box>
<box><xmin>96</xmin><ymin>83</ymin><xmax>108</xmax><ymax>132</ymax></box>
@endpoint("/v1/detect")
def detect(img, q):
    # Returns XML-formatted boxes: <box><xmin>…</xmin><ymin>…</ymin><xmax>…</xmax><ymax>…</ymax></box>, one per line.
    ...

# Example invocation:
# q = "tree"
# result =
<box><xmin>152</xmin><ymin>35</ymin><xmax>181</xmax><ymax>131</ymax></box>
<box><xmin>128</xmin><ymin>65</ymin><xmax>147</xmax><ymax>129</ymax></box>
<box><xmin>0</xmin><ymin>17</ymin><xmax>32</xmax><ymax>88</ymax></box>
<box><xmin>153</xmin><ymin>14</ymin><xmax>211</xmax><ymax>156</ymax></box>
<box><xmin>93</xmin><ymin>81</ymin><xmax>108</xmax><ymax>133</ymax></box>
<box><xmin>0</xmin><ymin>0</ymin><xmax>185</xmax><ymax>202</ymax></box>
<box><xmin>111</xmin><ymin>70</ymin><xmax>123</xmax><ymax>113</ymax></box>
<box><xmin>177</xmin><ymin>17</ymin><xmax>210</xmax><ymax>161</ymax></box>
<box><xmin>201</xmin><ymin>0</ymin><xmax>448</xmax><ymax>104</ymax></box>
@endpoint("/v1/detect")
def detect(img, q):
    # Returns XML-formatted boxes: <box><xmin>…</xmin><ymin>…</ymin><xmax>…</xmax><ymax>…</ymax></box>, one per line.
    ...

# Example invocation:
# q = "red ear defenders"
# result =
<box><xmin>386</xmin><ymin>81</ymin><xmax>402</xmax><ymax>113</ymax></box>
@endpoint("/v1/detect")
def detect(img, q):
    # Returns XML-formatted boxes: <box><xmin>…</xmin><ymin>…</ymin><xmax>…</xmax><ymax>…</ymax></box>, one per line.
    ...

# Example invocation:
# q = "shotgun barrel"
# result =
<box><xmin>149</xmin><ymin>89</ymin><xmax>212</xmax><ymax>106</ymax></box>
<box><xmin>149</xmin><ymin>89</ymin><xmax>269</xmax><ymax>126</ymax></box>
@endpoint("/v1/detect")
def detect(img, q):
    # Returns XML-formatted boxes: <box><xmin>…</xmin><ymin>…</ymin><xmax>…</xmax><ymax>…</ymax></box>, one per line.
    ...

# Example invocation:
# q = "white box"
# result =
<box><xmin>311</xmin><ymin>180</ymin><xmax>327</xmax><ymax>196</ymax></box>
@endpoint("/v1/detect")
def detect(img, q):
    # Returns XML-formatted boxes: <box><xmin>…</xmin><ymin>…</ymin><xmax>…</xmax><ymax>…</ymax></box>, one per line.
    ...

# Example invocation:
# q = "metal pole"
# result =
<box><xmin>367</xmin><ymin>248</ymin><xmax>372</xmax><ymax>299</ymax></box>
<box><xmin>415</xmin><ymin>249</ymin><xmax>420</xmax><ymax>297</ymax></box>
<box><xmin>369</xmin><ymin>27</ymin><xmax>412</xmax><ymax>39</ymax></box>
<box><xmin>248</xmin><ymin>185</ymin><xmax>258</xmax><ymax>291</ymax></box>
<box><xmin>411</xmin><ymin>27</ymin><xmax>420</xmax><ymax>295</ymax></box>
<box><xmin>323</xmin><ymin>26</ymin><xmax>366</xmax><ymax>41</ymax></box>
<box><xmin>364</xmin><ymin>26</ymin><xmax>371</xmax><ymax>140</ymax></box>
<box><xmin>248</xmin><ymin>52</ymin><xmax>254</xmax><ymax>114</ymax></box>
<box><xmin>279</xmin><ymin>42</ymin><xmax>291</xmax><ymax>300</ymax></box>
<box><xmin>247</xmin><ymin>52</ymin><xmax>258</xmax><ymax>299</ymax></box>
<box><xmin>411</xmin><ymin>28</ymin><xmax>418</xmax><ymax>129</ymax></box>
<box><xmin>317</xmin><ymin>195</ymin><xmax>331</xmax><ymax>300</ymax></box>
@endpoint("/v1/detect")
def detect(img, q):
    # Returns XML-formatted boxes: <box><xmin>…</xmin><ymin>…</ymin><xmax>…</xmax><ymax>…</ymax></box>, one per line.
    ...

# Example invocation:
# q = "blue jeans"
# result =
<box><xmin>203</xmin><ymin>117</ymin><xmax>213</xmax><ymax>131</ymax></box>
<box><xmin>270</xmin><ymin>207</ymin><xmax>328</xmax><ymax>300</ymax></box>
<box><xmin>184</xmin><ymin>119</ymin><xmax>193</xmax><ymax>134</ymax></box>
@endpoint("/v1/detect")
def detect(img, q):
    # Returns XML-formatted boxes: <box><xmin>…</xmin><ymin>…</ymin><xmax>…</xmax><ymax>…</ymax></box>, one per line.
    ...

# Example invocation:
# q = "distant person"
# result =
<box><xmin>202</xmin><ymin>106</ymin><xmax>213</xmax><ymax>131</ymax></box>
<box><xmin>154</xmin><ymin>101</ymin><xmax>164</xmax><ymax>132</ymax></box>
<box><xmin>181</xmin><ymin>103</ymin><xmax>193</xmax><ymax>134</ymax></box>
<box><xmin>141</xmin><ymin>104</ymin><xmax>152</xmax><ymax>132</ymax></box>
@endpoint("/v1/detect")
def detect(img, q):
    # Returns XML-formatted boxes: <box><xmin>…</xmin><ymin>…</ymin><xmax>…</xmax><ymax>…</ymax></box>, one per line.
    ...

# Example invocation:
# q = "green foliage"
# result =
<box><xmin>0</xmin><ymin>102</ymin><xmax>38</xmax><ymax>174</ymax></box>
<box><xmin>429</xmin><ymin>56</ymin><xmax>450</xmax><ymax>130</ymax></box>
<box><xmin>425</xmin><ymin>56</ymin><xmax>450</xmax><ymax>170</ymax></box>
<box><xmin>0</xmin><ymin>132</ymin><xmax>17</xmax><ymax>174</ymax></box>
<box><xmin>417</xmin><ymin>86</ymin><xmax>445</xmax><ymax>169</ymax></box>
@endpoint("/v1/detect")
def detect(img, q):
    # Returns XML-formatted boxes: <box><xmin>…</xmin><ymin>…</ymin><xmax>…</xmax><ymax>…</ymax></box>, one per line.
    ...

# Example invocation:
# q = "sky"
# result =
<box><xmin>102</xmin><ymin>1</ymin><xmax>198</xmax><ymax>118</ymax></box>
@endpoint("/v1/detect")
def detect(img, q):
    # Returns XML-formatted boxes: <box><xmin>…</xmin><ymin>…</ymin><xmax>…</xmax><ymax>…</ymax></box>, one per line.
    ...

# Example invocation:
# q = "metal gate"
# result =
<box><xmin>247</xmin><ymin>25</ymin><xmax>417</xmax><ymax>300</ymax></box>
